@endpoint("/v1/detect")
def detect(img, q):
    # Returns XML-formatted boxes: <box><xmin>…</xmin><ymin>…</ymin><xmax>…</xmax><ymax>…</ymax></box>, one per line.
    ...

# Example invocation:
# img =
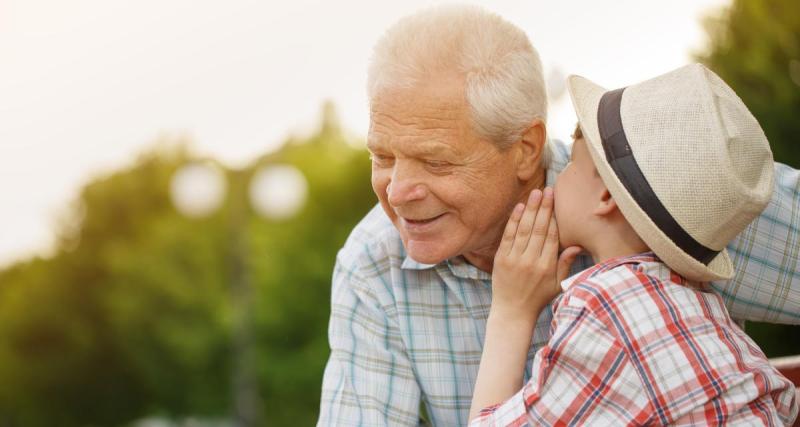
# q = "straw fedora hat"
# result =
<box><xmin>566</xmin><ymin>63</ymin><xmax>774</xmax><ymax>281</ymax></box>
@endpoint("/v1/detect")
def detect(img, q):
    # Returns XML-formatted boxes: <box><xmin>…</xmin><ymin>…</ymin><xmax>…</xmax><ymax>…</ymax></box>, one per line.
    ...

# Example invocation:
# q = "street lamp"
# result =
<box><xmin>169</xmin><ymin>161</ymin><xmax>227</xmax><ymax>218</ymax></box>
<box><xmin>248</xmin><ymin>165</ymin><xmax>308</xmax><ymax>220</ymax></box>
<box><xmin>169</xmin><ymin>161</ymin><xmax>309</xmax><ymax>426</ymax></box>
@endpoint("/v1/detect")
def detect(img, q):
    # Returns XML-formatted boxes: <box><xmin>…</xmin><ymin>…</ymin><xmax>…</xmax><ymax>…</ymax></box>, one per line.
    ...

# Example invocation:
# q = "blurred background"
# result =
<box><xmin>0</xmin><ymin>0</ymin><xmax>798</xmax><ymax>425</ymax></box>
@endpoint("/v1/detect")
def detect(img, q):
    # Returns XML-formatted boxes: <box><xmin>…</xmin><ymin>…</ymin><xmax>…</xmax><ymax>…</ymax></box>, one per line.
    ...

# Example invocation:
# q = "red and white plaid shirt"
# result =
<box><xmin>471</xmin><ymin>253</ymin><xmax>798</xmax><ymax>426</ymax></box>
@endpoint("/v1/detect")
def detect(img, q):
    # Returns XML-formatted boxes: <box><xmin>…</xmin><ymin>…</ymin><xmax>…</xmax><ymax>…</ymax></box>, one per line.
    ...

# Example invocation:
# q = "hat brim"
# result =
<box><xmin>566</xmin><ymin>74</ymin><xmax>734</xmax><ymax>282</ymax></box>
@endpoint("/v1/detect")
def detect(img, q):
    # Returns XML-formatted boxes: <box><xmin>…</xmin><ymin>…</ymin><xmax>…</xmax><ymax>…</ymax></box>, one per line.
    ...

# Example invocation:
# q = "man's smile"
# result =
<box><xmin>399</xmin><ymin>213</ymin><xmax>447</xmax><ymax>232</ymax></box>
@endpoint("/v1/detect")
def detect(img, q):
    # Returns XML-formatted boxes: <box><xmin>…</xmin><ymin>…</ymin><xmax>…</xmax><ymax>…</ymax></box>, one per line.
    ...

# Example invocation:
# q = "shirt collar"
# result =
<box><xmin>401</xmin><ymin>254</ymin><xmax>492</xmax><ymax>281</ymax></box>
<box><xmin>560</xmin><ymin>269</ymin><xmax>586</xmax><ymax>292</ymax></box>
<box><xmin>560</xmin><ymin>251</ymin><xmax>659</xmax><ymax>291</ymax></box>
<box><xmin>445</xmin><ymin>256</ymin><xmax>492</xmax><ymax>281</ymax></box>
<box><xmin>400</xmin><ymin>256</ymin><xmax>436</xmax><ymax>270</ymax></box>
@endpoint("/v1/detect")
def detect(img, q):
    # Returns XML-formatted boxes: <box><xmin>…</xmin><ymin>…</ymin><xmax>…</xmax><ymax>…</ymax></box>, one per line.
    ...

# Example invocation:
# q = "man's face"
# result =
<box><xmin>554</xmin><ymin>135</ymin><xmax>602</xmax><ymax>249</ymax></box>
<box><xmin>368</xmin><ymin>75</ymin><xmax>523</xmax><ymax>265</ymax></box>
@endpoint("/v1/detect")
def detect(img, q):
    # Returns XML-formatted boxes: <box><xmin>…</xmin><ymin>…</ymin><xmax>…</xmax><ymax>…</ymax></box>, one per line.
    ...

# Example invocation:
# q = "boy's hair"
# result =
<box><xmin>572</xmin><ymin>122</ymin><xmax>583</xmax><ymax>140</ymax></box>
<box><xmin>570</xmin><ymin>122</ymin><xmax>600</xmax><ymax>179</ymax></box>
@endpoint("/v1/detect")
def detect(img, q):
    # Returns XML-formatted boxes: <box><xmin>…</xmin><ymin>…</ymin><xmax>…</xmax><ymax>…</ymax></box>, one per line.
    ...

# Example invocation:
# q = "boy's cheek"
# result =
<box><xmin>553</xmin><ymin>195</ymin><xmax>571</xmax><ymax>246</ymax></box>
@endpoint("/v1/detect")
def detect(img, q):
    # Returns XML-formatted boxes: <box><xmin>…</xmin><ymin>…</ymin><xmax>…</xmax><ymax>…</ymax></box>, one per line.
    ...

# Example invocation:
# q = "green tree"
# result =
<box><xmin>698</xmin><ymin>0</ymin><xmax>800</xmax><ymax>167</ymax></box>
<box><xmin>0</xmin><ymin>105</ymin><xmax>376</xmax><ymax>426</ymax></box>
<box><xmin>697</xmin><ymin>0</ymin><xmax>800</xmax><ymax>357</ymax></box>
<box><xmin>0</xmin><ymin>143</ymin><xmax>223</xmax><ymax>426</ymax></box>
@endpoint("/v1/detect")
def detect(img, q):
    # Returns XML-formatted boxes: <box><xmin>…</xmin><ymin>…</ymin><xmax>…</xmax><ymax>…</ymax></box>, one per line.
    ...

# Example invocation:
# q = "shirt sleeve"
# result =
<box><xmin>713</xmin><ymin>162</ymin><xmax>800</xmax><ymax>324</ymax></box>
<box><xmin>469</xmin><ymin>296</ymin><xmax>653</xmax><ymax>427</ymax></box>
<box><xmin>317</xmin><ymin>254</ymin><xmax>421</xmax><ymax>426</ymax></box>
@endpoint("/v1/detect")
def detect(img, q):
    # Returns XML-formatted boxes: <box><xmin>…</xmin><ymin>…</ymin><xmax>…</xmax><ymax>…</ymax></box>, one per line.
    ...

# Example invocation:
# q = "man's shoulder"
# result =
<box><xmin>547</xmin><ymin>138</ymin><xmax>572</xmax><ymax>172</ymax></box>
<box><xmin>544</xmin><ymin>138</ymin><xmax>572</xmax><ymax>187</ymax></box>
<box><xmin>336</xmin><ymin>203</ymin><xmax>405</xmax><ymax>276</ymax></box>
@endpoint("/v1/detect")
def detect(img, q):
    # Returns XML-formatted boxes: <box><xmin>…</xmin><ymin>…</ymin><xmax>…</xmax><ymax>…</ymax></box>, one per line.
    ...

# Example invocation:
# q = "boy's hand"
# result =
<box><xmin>490</xmin><ymin>187</ymin><xmax>582</xmax><ymax>325</ymax></box>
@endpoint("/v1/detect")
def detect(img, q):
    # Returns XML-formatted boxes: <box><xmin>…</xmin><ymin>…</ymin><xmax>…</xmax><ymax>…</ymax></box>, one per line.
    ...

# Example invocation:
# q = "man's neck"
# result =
<box><xmin>463</xmin><ymin>247</ymin><xmax>498</xmax><ymax>273</ymax></box>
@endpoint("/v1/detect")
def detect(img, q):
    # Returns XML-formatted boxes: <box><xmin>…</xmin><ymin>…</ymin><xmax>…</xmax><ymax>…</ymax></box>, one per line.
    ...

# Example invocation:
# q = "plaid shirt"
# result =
<box><xmin>469</xmin><ymin>253</ymin><xmax>798</xmax><ymax>426</ymax></box>
<box><xmin>318</xmin><ymin>139</ymin><xmax>800</xmax><ymax>426</ymax></box>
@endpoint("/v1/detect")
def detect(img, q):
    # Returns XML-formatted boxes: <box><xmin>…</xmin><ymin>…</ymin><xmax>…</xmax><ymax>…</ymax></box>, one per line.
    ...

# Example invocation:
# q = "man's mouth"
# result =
<box><xmin>404</xmin><ymin>214</ymin><xmax>444</xmax><ymax>224</ymax></box>
<box><xmin>400</xmin><ymin>213</ymin><xmax>446</xmax><ymax>231</ymax></box>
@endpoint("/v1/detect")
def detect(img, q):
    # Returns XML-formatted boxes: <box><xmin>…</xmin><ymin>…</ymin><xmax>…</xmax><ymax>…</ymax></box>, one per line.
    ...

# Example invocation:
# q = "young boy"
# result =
<box><xmin>468</xmin><ymin>64</ymin><xmax>799</xmax><ymax>426</ymax></box>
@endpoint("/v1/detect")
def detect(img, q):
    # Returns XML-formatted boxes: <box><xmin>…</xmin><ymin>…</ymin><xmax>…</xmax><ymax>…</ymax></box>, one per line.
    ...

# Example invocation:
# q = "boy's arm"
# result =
<box><xmin>714</xmin><ymin>162</ymin><xmax>800</xmax><ymax>324</ymax></box>
<box><xmin>469</xmin><ymin>189</ymin><xmax>581</xmax><ymax>421</ymax></box>
<box><xmin>468</xmin><ymin>308</ymin><xmax>541</xmax><ymax>422</ymax></box>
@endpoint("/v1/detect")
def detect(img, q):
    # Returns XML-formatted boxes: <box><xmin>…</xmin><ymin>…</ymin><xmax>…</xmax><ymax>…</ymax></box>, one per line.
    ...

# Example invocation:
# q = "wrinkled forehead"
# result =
<box><xmin>367</xmin><ymin>81</ymin><xmax>477</xmax><ymax>150</ymax></box>
<box><xmin>369</xmin><ymin>79</ymin><xmax>467</xmax><ymax>124</ymax></box>
<box><xmin>368</xmin><ymin>102</ymin><xmax>463</xmax><ymax>135</ymax></box>
<box><xmin>367</xmin><ymin>108</ymin><xmax>465</xmax><ymax>148</ymax></box>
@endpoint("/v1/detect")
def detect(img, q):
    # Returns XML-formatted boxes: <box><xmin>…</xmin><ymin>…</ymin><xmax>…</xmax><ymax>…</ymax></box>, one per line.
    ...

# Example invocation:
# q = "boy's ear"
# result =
<box><xmin>593</xmin><ymin>188</ymin><xmax>619</xmax><ymax>217</ymax></box>
<box><xmin>515</xmin><ymin>119</ymin><xmax>546</xmax><ymax>181</ymax></box>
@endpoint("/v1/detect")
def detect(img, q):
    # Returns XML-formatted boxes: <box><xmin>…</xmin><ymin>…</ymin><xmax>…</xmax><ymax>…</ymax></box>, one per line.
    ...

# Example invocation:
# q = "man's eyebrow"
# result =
<box><xmin>366</xmin><ymin>140</ymin><xmax>458</xmax><ymax>157</ymax></box>
<box><xmin>366</xmin><ymin>141</ymin><xmax>381</xmax><ymax>152</ymax></box>
<box><xmin>411</xmin><ymin>143</ymin><xmax>457</xmax><ymax>157</ymax></box>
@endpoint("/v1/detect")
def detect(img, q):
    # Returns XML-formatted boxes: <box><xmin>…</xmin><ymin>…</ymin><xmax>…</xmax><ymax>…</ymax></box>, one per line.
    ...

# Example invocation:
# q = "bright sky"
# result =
<box><xmin>0</xmin><ymin>0</ymin><xmax>729</xmax><ymax>267</ymax></box>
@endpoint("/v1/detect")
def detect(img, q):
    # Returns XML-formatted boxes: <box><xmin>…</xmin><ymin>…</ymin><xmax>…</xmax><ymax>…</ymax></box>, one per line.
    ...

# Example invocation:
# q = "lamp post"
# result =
<box><xmin>170</xmin><ymin>161</ymin><xmax>308</xmax><ymax>427</ymax></box>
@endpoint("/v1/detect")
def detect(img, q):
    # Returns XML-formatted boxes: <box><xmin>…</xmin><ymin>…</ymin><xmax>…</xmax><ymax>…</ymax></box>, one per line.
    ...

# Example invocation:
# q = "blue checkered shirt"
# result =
<box><xmin>318</xmin><ymin>139</ymin><xmax>800</xmax><ymax>426</ymax></box>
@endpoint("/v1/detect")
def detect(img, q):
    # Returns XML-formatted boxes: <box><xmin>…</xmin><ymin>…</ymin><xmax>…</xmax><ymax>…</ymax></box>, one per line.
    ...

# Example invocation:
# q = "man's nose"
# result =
<box><xmin>387</xmin><ymin>163</ymin><xmax>427</xmax><ymax>206</ymax></box>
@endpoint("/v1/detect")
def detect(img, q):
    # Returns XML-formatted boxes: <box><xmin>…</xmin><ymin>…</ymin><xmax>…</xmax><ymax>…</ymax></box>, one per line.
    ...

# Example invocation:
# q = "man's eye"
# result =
<box><xmin>425</xmin><ymin>160</ymin><xmax>451</xmax><ymax>170</ymax></box>
<box><xmin>370</xmin><ymin>153</ymin><xmax>394</xmax><ymax>167</ymax></box>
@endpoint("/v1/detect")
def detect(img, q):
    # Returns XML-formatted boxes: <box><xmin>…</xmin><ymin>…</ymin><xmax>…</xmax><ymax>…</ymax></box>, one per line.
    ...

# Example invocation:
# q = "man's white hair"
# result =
<box><xmin>367</xmin><ymin>4</ymin><xmax>552</xmax><ymax>167</ymax></box>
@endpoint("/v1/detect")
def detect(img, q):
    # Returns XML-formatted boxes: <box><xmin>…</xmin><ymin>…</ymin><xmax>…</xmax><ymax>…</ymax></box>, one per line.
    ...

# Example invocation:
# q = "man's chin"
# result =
<box><xmin>404</xmin><ymin>240</ymin><xmax>453</xmax><ymax>265</ymax></box>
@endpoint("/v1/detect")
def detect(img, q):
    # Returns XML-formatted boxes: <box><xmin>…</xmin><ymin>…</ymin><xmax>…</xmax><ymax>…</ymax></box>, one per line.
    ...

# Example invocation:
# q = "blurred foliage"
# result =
<box><xmin>697</xmin><ymin>0</ymin><xmax>800</xmax><ymax>357</ymax></box>
<box><xmin>0</xmin><ymin>104</ymin><xmax>375</xmax><ymax>426</ymax></box>
<box><xmin>697</xmin><ymin>0</ymin><xmax>800</xmax><ymax>168</ymax></box>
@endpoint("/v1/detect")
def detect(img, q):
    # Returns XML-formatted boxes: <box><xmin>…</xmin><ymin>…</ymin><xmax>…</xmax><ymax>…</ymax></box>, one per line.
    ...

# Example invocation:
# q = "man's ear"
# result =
<box><xmin>593</xmin><ymin>188</ymin><xmax>619</xmax><ymax>217</ymax></box>
<box><xmin>515</xmin><ymin>119</ymin><xmax>546</xmax><ymax>181</ymax></box>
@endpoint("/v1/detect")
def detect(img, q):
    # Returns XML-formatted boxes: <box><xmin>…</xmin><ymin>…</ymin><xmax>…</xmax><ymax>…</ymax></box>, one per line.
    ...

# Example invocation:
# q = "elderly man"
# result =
<box><xmin>318</xmin><ymin>5</ymin><xmax>800</xmax><ymax>426</ymax></box>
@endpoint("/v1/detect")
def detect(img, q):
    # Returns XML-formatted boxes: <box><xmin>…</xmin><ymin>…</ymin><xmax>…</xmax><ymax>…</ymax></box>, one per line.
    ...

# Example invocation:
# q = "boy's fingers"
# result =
<box><xmin>499</xmin><ymin>203</ymin><xmax>524</xmax><ymax>255</ymax></box>
<box><xmin>540</xmin><ymin>215</ymin><xmax>560</xmax><ymax>263</ymax></box>
<box><xmin>557</xmin><ymin>246</ymin><xmax>584</xmax><ymax>284</ymax></box>
<box><xmin>512</xmin><ymin>189</ymin><xmax>543</xmax><ymax>255</ymax></box>
<box><xmin>523</xmin><ymin>187</ymin><xmax>554</xmax><ymax>256</ymax></box>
